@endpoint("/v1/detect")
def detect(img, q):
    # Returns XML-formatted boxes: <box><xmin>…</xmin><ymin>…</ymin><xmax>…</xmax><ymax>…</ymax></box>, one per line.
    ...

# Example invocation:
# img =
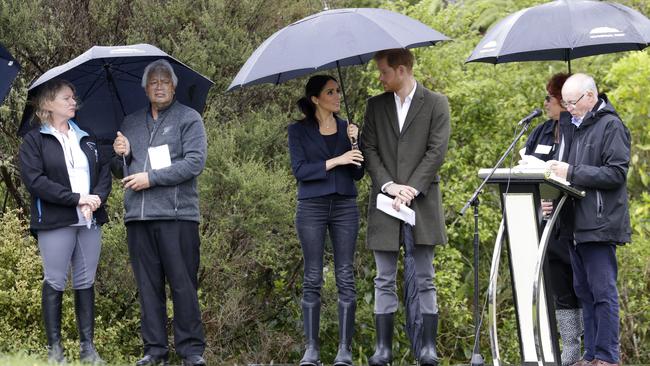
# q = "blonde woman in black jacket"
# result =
<box><xmin>19</xmin><ymin>79</ymin><xmax>111</xmax><ymax>364</ymax></box>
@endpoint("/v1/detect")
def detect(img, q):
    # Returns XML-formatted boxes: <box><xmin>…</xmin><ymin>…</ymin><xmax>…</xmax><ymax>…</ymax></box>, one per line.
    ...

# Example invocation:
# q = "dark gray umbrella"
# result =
<box><xmin>466</xmin><ymin>0</ymin><xmax>650</xmax><ymax>72</ymax></box>
<box><xmin>402</xmin><ymin>222</ymin><xmax>422</xmax><ymax>357</ymax></box>
<box><xmin>228</xmin><ymin>7</ymin><xmax>449</xmax><ymax>120</ymax></box>
<box><xmin>18</xmin><ymin>43</ymin><xmax>213</xmax><ymax>140</ymax></box>
<box><xmin>0</xmin><ymin>43</ymin><xmax>20</xmax><ymax>105</ymax></box>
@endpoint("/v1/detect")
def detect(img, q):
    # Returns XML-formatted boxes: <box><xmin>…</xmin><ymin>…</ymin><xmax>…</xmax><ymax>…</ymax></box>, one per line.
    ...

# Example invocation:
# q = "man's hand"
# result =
<box><xmin>385</xmin><ymin>183</ymin><xmax>417</xmax><ymax>206</ymax></box>
<box><xmin>113</xmin><ymin>131</ymin><xmax>131</xmax><ymax>157</ymax></box>
<box><xmin>122</xmin><ymin>172</ymin><xmax>150</xmax><ymax>191</ymax></box>
<box><xmin>547</xmin><ymin>160</ymin><xmax>569</xmax><ymax>180</ymax></box>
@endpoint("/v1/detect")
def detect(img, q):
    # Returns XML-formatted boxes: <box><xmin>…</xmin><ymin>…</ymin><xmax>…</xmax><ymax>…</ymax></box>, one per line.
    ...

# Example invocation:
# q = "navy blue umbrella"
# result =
<box><xmin>466</xmin><ymin>0</ymin><xmax>650</xmax><ymax>72</ymax></box>
<box><xmin>0</xmin><ymin>43</ymin><xmax>20</xmax><ymax>105</ymax></box>
<box><xmin>18</xmin><ymin>44</ymin><xmax>213</xmax><ymax>140</ymax></box>
<box><xmin>402</xmin><ymin>222</ymin><xmax>423</xmax><ymax>358</ymax></box>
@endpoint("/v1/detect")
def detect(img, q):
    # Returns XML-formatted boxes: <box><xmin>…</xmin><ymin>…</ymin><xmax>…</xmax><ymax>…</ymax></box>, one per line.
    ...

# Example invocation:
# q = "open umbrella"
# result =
<box><xmin>0</xmin><ymin>43</ymin><xmax>20</xmax><ymax>105</ymax></box>
<box><xmin>466</xmin><ymin>0</ymin><xmax>650</xmax><ymax>72</ymax></box>
<box><xmin>18</xmin><ymin>43</ymin><xmax>213</xmax><ymax>141</ymax></box>
<box><xmin>402</xmin><ymin>222</ymin><xmax>423</xmax><ymax>357</ymax></box>
<box><xmin>228</xmin><ymin>7</ymin><xmax>449</xmax><ymax>120</ymax></box>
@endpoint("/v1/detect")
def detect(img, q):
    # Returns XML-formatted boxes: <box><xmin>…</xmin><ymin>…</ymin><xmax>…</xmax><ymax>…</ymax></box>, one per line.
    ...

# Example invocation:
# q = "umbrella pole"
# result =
<box><xmin>336</xmin><ymin>61</ymin><xmax>353</xmax><ymax>125</ymax></box>
<box><xmin>568</xmin><ymin>59</ymin><xmax>572</xmax><ymax>74</ymax></box>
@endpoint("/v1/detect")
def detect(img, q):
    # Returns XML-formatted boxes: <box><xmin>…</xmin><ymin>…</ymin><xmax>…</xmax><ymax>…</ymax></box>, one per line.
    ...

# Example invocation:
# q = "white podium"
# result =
<box><xmin>478</xmin><ymin>168</ymin><xmax>585</xmax><ymax>366</ymax></box>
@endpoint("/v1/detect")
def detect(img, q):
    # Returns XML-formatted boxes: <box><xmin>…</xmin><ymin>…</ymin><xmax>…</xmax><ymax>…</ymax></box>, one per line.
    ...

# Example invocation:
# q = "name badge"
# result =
<box><xmin>534</xmin><ymin>144</ymin><xmax>552</xmax><ymax>155</ymax></box>
<box><xmin>148</xmin><ymin>144</ymin><xmax>172</xmax><ymax>170</ymax></box>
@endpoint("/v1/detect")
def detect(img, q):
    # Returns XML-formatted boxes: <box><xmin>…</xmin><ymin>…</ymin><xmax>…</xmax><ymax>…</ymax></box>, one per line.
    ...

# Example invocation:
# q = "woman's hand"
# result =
<box><xmin>337</xmin><ymin>149</ymin><xmax>364</xmax><ymax>166</ymax></box>
<box><xmin>347</xmin><ymin>123</ymin><xmax>359</xmax><ymax>143</ymax></box>
<box><xmin>79</xmin><ymin>204</ymin><xmax>93</xmax><ymax>220</ymax></box>
<box><xmin>78</xmin><ymin>194</ymin><xmax>101</xmax><ymax>211</ymax></box>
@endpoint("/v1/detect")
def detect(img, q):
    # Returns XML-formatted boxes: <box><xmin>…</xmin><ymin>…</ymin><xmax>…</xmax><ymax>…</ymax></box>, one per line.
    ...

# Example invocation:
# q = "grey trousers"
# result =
<box><xmin>37</xmin><ymin>225</ymin><xmax>102</xmax><ymax>291</ymax></box>
<box><xmin>373</xmin><ymin>245</ymin><xmax>438</xmax><ymax>314</ymax></box>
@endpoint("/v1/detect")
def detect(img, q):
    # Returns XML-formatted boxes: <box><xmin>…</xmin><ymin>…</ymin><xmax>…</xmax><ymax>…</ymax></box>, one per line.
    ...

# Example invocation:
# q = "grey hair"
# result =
<box><xmin>141</xmin><ymin>59</ymin><xmax>178</xmax><ymax>88</ymax></box>
<box><xmin>573</xmin><ymin>73</ymin><xmax>598</xmax><ymax>95</ymax></box>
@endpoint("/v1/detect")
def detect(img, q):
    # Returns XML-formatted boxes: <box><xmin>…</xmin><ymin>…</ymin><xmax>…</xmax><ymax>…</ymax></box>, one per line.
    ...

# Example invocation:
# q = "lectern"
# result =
<box><xmin>478</xmin><ymin>167</ymin><xmax>585</xmax><ymax>366</ymax></box>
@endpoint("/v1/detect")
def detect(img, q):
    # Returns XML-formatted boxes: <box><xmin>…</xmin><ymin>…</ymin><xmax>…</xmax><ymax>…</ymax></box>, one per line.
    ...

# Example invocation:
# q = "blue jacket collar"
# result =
<box><xmin>39</xmin><ymin>120</ymin><xmax>89</xmax><ymax>143</ymax></box>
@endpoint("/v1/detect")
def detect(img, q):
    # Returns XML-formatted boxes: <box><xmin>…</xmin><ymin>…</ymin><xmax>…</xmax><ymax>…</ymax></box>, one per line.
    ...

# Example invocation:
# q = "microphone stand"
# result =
<box><xmin>459</xmin><ymin>116</ymin><xmax>537</xmax><ymax>366</ymax></box>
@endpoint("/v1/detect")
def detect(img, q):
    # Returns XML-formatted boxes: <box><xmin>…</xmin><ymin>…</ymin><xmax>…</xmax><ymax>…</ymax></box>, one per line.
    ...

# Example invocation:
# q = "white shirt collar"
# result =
<box><xmin>393</xmin><ymin>81</ymin><xmax>417</xmax><ymax>106</ymax></box>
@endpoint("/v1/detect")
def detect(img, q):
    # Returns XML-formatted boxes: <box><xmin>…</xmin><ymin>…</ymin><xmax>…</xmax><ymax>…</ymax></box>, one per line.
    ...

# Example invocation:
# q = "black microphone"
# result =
<box><xmin>517</xmin><ymin>108</ymin><xmax>543</xmax><ymax>126</ymax></box>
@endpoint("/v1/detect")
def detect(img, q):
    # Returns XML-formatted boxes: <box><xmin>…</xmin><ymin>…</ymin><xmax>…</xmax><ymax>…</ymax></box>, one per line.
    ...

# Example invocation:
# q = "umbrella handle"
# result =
<box><xmin>122</xmin><ymin>154</ymin><xmax>128</xmax><ymax>177</ymax></box>
<box><xmin>347</xmin><ymin>120</ymin><xmax>359</xmax><ymax>150</ymax></box>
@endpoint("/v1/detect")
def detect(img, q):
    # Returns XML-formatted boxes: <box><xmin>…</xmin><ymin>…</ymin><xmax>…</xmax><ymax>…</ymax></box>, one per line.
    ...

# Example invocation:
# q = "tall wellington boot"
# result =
<box><xmin>75</xmin><ymin>286</ymin><xmax>105</xmax><ymax>364</ymax></box>
<box><xmin>333</xmin><ymin>300</ymin><xmax>356</xmax><ymax>366</ymax></box>
<box><xmin>42</xmin><ymin>282</ymin><xmax>66</xmax><ymax>364</ymax></box>
<box><xmin>299</xmin><ymin>300</ymin><xmax>321</xmax><ymax>366</ymax></box>
<box><xmin>368</xmin><ymin>313</ymin><xmax>394</xmax><ymax>366</ymax></box>
<box><xmin>418</xmin><ymin>313</ymin><xmax>440</xmax><ymax>366</ymax></box>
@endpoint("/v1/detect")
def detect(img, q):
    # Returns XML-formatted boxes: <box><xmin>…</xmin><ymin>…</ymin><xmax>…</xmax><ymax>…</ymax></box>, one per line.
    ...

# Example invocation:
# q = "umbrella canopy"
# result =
<box><xmin>19</xmin><ymin>43</ymin><xmax>213</xmax><ymax>140</ymax></box>
<box><xmin>228</xmin><ymin>7</ymin><xmax>450</xmax><ymax>91</ymax></box>
<box><xmin>466</xmin><ymin>0</ymin><xmax>650</xmax><ymax>69</ymax></box>
<box><xmin>402</xmin><ymin>222</ymin><xmax>423</xmax><ymax>357</ymax></box>
<box><xmin>0</xmin><ymin>43</ymin><xmax>20</xmax><ymax>105</ymax></box>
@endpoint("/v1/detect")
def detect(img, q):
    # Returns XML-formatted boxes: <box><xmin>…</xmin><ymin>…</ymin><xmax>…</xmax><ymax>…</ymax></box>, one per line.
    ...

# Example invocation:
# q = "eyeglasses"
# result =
<box><xmin>561</xmin><ymin>93</ymin><xmax>585</xmax><ymax>108</ymax></box>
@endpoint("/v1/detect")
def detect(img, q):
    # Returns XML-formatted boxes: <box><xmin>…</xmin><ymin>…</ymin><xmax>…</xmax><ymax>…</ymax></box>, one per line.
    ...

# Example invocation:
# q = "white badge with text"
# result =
<box><xmin>148</xmin><ymin>144</ymin><xmax>172</xmax><ymax>170</ymax></box>
<box><xmin>534</xmin><ymin>144</ymin><xmax>552</xmax><ymax>155</ymax></box>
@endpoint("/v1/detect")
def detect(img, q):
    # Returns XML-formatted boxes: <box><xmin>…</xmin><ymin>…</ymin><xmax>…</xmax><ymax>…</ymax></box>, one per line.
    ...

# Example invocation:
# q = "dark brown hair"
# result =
<box><xmin>296</xmin><ymin>74</ymin><xmax>338</xmax><ymax>122</ymax></box>
<box><xmin>373</xmin><ymin>48</ymin><xmax>414</xmax><ymax>71</ymax></box>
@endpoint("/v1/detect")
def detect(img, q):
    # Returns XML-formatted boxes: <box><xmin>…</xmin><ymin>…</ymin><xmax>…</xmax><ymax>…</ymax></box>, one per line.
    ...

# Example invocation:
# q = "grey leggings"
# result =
<box><xmin>37</xmin><ymin>225</ymin><xmax>102</xmax><ymax>291</ymax></box>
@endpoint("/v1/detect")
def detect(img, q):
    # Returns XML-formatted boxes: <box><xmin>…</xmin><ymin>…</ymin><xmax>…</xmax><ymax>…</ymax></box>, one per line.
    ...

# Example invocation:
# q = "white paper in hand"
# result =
<box><xmin>376</xmin><ymin>193</ymin><xmax>416</xmax><ymax>226</ymax></box>
<box><xmin>148</xmin><ymin>144</ymin><xmax>172</xmax><ymax>170</ymax></box>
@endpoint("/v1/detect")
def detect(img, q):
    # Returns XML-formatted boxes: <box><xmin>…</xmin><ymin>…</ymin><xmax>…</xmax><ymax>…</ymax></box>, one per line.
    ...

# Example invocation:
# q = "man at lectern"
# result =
<box><xmin>548</xmin><ymin>73</ymin><xmax>631</xmax><ymax>366</ymax></box>
<box><xmin>524</xmin><ymin>73</ymin><xmax>583</xmax><ymax>366</ymax></box>
<box><xmin>361</xmin><ymin>48</ymin><xmax>450</xmax><ymax>366</ymax></box>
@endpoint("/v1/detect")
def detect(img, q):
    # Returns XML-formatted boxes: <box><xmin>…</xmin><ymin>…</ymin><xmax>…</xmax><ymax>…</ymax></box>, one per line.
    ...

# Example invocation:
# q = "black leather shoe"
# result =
<box><xmin>182</xmin><ymin>355</ymin><xmax>206</xmax><ymax>366</ymax></box>
<box><xmin>135</xmin><ymin>355</ymin><xmax>168</xmax><ymax>366</ymax></box>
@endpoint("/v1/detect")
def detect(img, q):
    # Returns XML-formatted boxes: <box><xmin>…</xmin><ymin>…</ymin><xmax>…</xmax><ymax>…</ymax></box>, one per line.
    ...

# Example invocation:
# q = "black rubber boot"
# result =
<box><xmin>333</xmin><ymin>300</ymin><xmax>356</xmax><ymax>366</ymax></box>
<box><xmin>42</xmin><ymin>282</ymin><xmax>66</xmax><ymax>364</ymax></box>
<box><xmin>299</xmin><ymin>300</ymin><xmax>321</xmax><ymax>366</ymax></box>
<box><xmin>418</xmin><ymin>313</ymin><xmax>439</xmax><ymax>366</ymax></box>
<box><xmin>75</xmin><ymin>286</ymin><xmax>105</xmax><ymax>365</ymax></box>
<box><xmin>368</xmin><ymin>313</ymin><xmax>394</xmax><ymax>366</ymax></box>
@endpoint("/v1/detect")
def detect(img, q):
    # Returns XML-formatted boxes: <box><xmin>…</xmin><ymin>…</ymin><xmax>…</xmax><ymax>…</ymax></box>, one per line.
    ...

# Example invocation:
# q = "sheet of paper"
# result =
<box><xmin>534</xmin><ymin>144</ymin><xmax>553</xmax><ymax>155</ymax></box>
<box><xmin>148</xmin><ymin>144</ymin><xmax>172</xmax><ymax>170</ymax></box>
<box><xmin>376</xmin><ymin>193</ymin><xmax>416</xmax><ymax>226</ymax></box>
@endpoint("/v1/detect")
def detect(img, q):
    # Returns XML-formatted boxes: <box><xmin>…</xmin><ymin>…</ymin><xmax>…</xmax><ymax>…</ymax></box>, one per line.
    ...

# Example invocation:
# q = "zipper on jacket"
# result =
<box><xmin>36</xmin><ymin>198</ymin><xmax>42</xmax><ymax>223</ymax></box>
<box><xmin>596</xmin><ymin>190</ymin><xmax>603</xmax><ymax>218</ymax></box>
<box><xmin>174</xmin><ymin>186</ymin><xmax>179</xmax><ymax>217</ymax></box>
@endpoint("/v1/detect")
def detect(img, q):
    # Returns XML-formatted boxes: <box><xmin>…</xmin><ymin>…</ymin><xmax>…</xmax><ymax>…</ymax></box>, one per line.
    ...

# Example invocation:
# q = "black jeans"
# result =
<box><xmin>126</xmin><ymin>220</ymin><xmax>206</xmax><ymax>359</ymax></box>
<box><xmin>296</xmin><ymin>196</ymin><xmax>359</xmax><ymax>303</ymax></box>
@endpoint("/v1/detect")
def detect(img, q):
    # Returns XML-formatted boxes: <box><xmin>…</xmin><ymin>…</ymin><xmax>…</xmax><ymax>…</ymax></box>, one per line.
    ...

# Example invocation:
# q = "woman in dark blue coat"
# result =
<box><xmin>524</xmin><ymin>73</ymin><xmax>582</xmax><ymax>366</ymax></box>
<box><xmin>288</xmin><ymin>75</ymin><xmax>364</xmax><ymax>366</ymax></box>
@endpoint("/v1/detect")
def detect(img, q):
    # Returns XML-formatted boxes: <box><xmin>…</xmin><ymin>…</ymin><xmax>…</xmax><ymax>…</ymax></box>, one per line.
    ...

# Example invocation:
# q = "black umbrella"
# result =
<box><xmin>18</xmin><ymin>43</ymin><xmax>213</xmax><ymax>140</ymax></box>
<box><xmin>402</xmin><ymin>222</ymin><xmax>423</xmax><ymax>357</ymax></box>
<box><xmin>466</xmin><ymin>0</ymin><xmax>650</xmax><ymax>72</ymax></box>
<box><xmin>0</xmin><ymin>43</ymin><xmax>20</xmax><ymax>105</ymax></box>
<box><xmin>228</xmin><ymin>7</ymin><xmax>449</xmax><ymax>122</ymax></box>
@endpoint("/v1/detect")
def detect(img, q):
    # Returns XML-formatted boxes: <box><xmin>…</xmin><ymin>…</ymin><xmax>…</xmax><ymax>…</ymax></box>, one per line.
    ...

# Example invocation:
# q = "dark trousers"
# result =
<box><xmin>569</xmin><ymin>242</ymin><xmax>619</xmax><ymax>363</ymax></box>
<box><xmin>126</xmin><ymin>220</ymin><xmax>206</xmax><ymax>359</ymax></box>
<box><xmin>547</xmin><ymin>235</ymin><xmax>580</xmax><ymax>309</ymax></box>
<box><xmin>296</xmin><ymin>196</ymin><xmax>359</xmax><ymax>303</ymax></box>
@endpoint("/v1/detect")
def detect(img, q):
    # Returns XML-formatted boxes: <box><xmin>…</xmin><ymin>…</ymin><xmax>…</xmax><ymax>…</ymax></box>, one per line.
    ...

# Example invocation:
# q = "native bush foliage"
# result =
<box><xmin>0</xmin><ymin>0</ymin><xmax>648</xmax><ymax>365</ymax></box>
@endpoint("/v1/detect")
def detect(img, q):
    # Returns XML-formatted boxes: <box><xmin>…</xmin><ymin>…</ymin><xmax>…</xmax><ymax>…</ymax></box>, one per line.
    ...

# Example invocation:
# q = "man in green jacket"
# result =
<box><xmin>361</xmin><ymin>48</ymin><xmax>450</xmax><ymax>366</ymax></box>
